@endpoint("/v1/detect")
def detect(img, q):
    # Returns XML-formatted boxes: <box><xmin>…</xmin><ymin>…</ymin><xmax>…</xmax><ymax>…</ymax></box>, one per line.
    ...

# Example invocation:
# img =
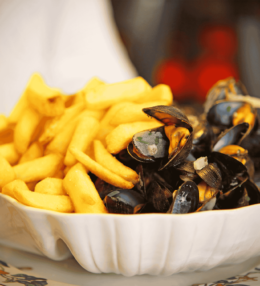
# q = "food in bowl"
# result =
<box><xmin>0</xmin><ymin>74</ymin><xmax>259</xmax><ymax>217</ymax></box>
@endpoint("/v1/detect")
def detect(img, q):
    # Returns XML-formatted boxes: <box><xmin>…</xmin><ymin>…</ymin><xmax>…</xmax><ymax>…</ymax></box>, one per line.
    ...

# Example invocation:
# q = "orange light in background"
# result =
<box><xmin>195</xmin><ymin>57</ymin><xmax>238</xmax><ymax>102</ymax></box>
<box><xmin>155</xmin><ymin>60</ymin><xmax>188</xmax><ymax>101</ymax></box>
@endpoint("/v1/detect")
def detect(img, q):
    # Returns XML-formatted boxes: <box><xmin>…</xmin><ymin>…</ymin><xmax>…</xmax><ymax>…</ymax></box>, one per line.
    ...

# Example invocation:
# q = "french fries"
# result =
<box><xmin>13</xmin><ymin>153</ymin><xmax>63</xmax><ymax>182</ymax></box>
<box><xmin>13</xmin><ymin>189</ymin><xmax>74</xmax><ymax>213</ymax></box>
<box><xmin>0</xmin><ymin>73</ymin><xmax>174</xmax><ymax>214</ymax></box>
<box><xmin>85</xmin><ymin>77</ymin><xmax>151</xmax><ymax>110</ymax></box>
<box><xmin>64</xmin><ymin>115</ymin><xmax>99</xmax><ymax>166</ymax></box>
<box><xmin>35</xmin><ymin>178</ymin><xmax>66</xmax><ymax>195</ymax></box>
<box><xmin>26</xmin><ymin>73</ymin><xmax>65</xmax><ymax>117</ymax></box>
<box><xmin>63</xmin><ymin>163</ymin><xmax>107</xmax><ymax>213</ymax></box>
<box><xmin>94</xmin><ymin>140</ymin><xmax>139</xmax><ymax>184</ymax></box>
<box><xmin>0</xmin><ymin>156</ymin><xmax>16</xmax><ymax>188</ymax></box>
<box><xmin>70</xmin><ymin>148</ymin><xmax>134</xmax><ymax>189</ymax></box>
<box><xmin>105</xmin><ymin>121</ymin><xmax>163</xmax><ymax>154</ymax></box>
<box><xmin>14</xmin><ymin>106</ymin><xmax>42</xmax><ymax>154</ymax></box>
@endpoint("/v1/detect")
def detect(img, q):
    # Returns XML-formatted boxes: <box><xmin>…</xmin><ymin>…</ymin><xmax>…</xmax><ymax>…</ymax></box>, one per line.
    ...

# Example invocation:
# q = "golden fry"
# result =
<box><xmin>26</xmin><ymin>73</ymin><xmax>65</xmax><ymax>117</ymax></box>
<box><xmin>8</xmin><ymin>92</ymin><xmax>28</xmax><ymax>124</ymax></box>
<box><xmin>94</xmin><ymin>140</ymin><xmax>139</xmax><ymax>184</ymax></box>
<box><xmin>78</xmin><ymin>109</ymin><xmax>106</xmax><ymax>121</ymax></box>
<box><xmin>70</xmin><ymin>148</ymin><xmax>134</xmax><ymax>189</ymax></box>
<box><xmin>18</xmin><ymin>142</ymin><xmax>44</xmax><ymax>164</ymax></box>
<box><xmin>0</xmin><ymin>156</ymin><xmax>15</xmax><ymax>188</ymax></box>
<box><xmin>35</xmin><ymin>178</ymin><xmax>66</xmax><ymax>195</ymax></box>
<box><xmin>39</xmin><ymin>102</ymin><xmax>85</xmax><ymax>144</ymax></box>
<box><xmin>2</xmin><ymin>180</ymin><xmax>29</xmax><ymax>199</ymax></box>
<box><xmin>109</xmin><ymin>101</ymin><xmax>169</xmax><ymax>126</ymax></box>
<box><xmin>45</xmin><ymin>117</ymin><xmax>79</xmax><ymax>155</ymax></box>
<box><xmin>85</xmin><ymin>77</ymin><xmax>151</xmax><ymax>110</ymax></box>
<box><xmin>136</xmin><ymin>84</ymin><xmax>173</xmax><ymax>104</ymax></box>
<box><xmin>14</xmin><ymin>107</ymin><xmax>42</xmax><ymax>154</ymax></box>
<box><xmin>0</xmin><ymin>129</ymin><xmax>14</xmax><ymax>145</ymax></box>
<box><xmin>105</xmin><ymin>121</ymin><xmax>163</xmax><ymax>154</ymax></box>
<box><xmin>0</xmin><ymin>143</ymin><xmax>20</xmax><ymax>165</ymax></box>
<box><xmin>0</xmin><ymin>114</ymin><xmax>9</xmax><ymax>132</ymax></box>
<box><xmin>63</xmin><ymin>163</ymin><xmax>107</xmax><ymax>213</ymax></box>
<box><xmin>13</xmin><ymin>188</ymin><xmax>74</xmax><ymax>213</ymax></box>
<box><xmin>13</xmin><ymin>153</ymin><xmax>63</xmax><ymax>182</ymax></box>
<box><xmin>26</xmin><ymin>181</ymin><xmax>38</xmax><ymax>191</ymax></box>
<box><xmin>64</xmin><ymin>116</ymin><xmax>99</xmax><ymax>166</ymax></box>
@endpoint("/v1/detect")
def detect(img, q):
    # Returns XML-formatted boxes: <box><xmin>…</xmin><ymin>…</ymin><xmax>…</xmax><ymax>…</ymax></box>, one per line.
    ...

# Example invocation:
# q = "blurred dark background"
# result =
<box><xmin>111</xmin><ymin>0</ymin><xmax>260</xmax><ymax>103</ymax></box>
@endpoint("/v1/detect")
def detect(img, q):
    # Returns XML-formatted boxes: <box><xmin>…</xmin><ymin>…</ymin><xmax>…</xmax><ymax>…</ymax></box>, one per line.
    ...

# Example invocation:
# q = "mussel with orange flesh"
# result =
<box><xmin>212</xmin><ymin>122</ymin><xmax>249</xmax><ymax>152</ymax></box>
<box><xmin>219</xmin><ymin>145</ymin><xmax>254</xmax><ymax>179</ymax></box>
<box><xmin>204</xmin><ymin>77</ymin><xmax>248</xmax><ymax>113</ymax></box>
<box><xmin>140</xmin><ymin>105</ymin><xmax>193</xmax><ymax>170</ymax></box>
<box><xmin>191</xmin><ymin>119</ymin><xmax>215</xmax><ymax>158</ymax></box>
<box><xmin>207</xmin><ymin>100</ymin><xmax>257</xmax><ymax>133</ymax></box>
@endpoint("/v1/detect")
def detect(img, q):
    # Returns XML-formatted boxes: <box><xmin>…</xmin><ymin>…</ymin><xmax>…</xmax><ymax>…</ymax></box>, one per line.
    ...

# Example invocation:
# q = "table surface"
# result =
<box><xmin>1</xmin><ymin>244</ymin><xmax>260</xmax><ymax>286</ymax></box>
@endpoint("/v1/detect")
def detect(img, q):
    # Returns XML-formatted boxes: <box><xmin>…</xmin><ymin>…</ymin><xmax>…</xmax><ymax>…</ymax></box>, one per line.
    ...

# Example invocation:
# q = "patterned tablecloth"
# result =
<box><xmin>1</xmin><ymin>256</ymin><xmax>260</xmax><ymax>286</ymax></box>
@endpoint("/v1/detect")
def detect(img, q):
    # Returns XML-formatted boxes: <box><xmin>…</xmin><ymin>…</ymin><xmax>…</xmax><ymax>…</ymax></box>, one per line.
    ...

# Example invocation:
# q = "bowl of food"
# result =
<box><xmin>0</xmin><ymin>74</ymin><xmax>260</xmax><ymax>276</ymax></box>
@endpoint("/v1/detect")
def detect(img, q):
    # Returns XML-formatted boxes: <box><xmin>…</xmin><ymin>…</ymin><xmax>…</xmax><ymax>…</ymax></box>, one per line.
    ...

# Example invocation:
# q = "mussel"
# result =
<box><xmin>128</xmin><ymin>105</ymin><xmax>193</xmax><ymax>170</ymax></box>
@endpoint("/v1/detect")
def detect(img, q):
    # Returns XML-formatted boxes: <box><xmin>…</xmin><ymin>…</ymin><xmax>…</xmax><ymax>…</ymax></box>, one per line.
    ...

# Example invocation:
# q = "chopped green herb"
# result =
<box><xmin>137</xmin><ymin>137</ymin><xmax>149</xmax><ymax>144</ymax></box>
<box><xmin>148</xmin><ymin>131</ymin><xmax>152</xmax><ymax>136</ymax></box>
<box><xmin>155</xmin><ymin>136</ymin><xmax>160</xmax><ymax>145</ymax></box>
<box><xmin>226</xmin><ymin>106</ymin><xmax>231</xmax><ymax>112</ymax></box>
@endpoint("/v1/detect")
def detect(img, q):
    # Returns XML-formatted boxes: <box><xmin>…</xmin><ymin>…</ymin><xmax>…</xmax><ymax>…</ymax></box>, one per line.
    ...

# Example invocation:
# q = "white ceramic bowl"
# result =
<box><xmin>1</xmin><ymin>192</ymin><xmax>260</xmax><ymax>277</ymax></box>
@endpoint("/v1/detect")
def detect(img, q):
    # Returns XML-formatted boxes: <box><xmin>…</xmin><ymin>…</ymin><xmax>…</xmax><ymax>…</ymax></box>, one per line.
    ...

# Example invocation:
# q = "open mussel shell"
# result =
<box><xmin>191</xmin><ymin>120</ymin><xmax>215</xmax><ymax>158</ymax></box>
<box><xmin>216</xmin><ymin>179</ymin><xmax>260</xmax><ymax>209</ymax></box>
<box><xmin>167</xmin><ymin>181</ymin><xmax>199</xmax><ymax>214</ymax></box>
<box><xmin>204</xmin><ymin>77</ymin><xmax>237</xmax><ymax>113</ymax></box>
<box><xmin>212</xmin><ymin>122</ymin><xmax>249</xmax><ymax>152</ymax></box>
<box><xmin>142</xmin><ymin>105</ymin><xmax>192</xmax><ymax>131</ymax></box>
<box><xmin>127</xmin><ymin>126</ymin><xmax>169</xmax><ymax>163</ymax></box>
<box><xmin>140</xmin><ymin>105</ymin><xmax>194</xmax><ymax>170</ymax></box>
<box><xmin>104</xmin><ymin>189</ymin><xmax>146</xmax><ymax>214</ymax></box>
<box><xmin>218</xmin><ymin>145</ymin><xmax>255</xmax><ymax>179</ymax></box>
<box><xmin>209</xmin><ymin>152</ymin><xmax>248</xmax><ymax>192</ymax></box>
<box><xmin>207</xmin><ymin>100</ymin><xmax>256</xmax><ymax>131</ymax></box>
<box><xmin>160</xmin><ymin>133</ymin><xmax>193</xmax><ymax>170</ymax></box>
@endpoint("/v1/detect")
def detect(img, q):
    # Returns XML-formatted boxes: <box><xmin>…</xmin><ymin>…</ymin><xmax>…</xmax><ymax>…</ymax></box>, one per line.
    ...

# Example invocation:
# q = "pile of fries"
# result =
<box><xmin>0</xmin><ymin>73</ymin><xmax>173</xmax><ymax>213</ymax></box>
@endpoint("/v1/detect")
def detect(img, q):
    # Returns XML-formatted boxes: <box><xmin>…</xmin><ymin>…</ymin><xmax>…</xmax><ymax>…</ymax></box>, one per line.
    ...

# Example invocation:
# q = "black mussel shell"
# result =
<box><xmin>175</xmin><ymin>160</ymin><xmax>198</xmax><ymax>182</ymax></box>
<box><xmin>167</xmin><ymin>181</ymin><xmax>199</xmax><ymax>214</ymax></box>
<box><xmin>212</xmin><ymin>122</ymin><xmax>249</xmax><ymax>152</ymax></box>
<box><xmin>209</xmin><ymin>152</ymin><xmax>248</xmax><ymax>192</ymax></box>
<box><xmin>191</xmin><ymin>120</ymin><xmax>214</xmax><ymax>158</ymax></box>
<box><xmin>158</xmin><ymin>166</ymin><xmax>183</xmax><ymax>191</ymax></box>
<box><xmin>160</xmin><ymin>133</ymin><xmax>193</xmax><ymax>170</ymax></box>
<box><xmin>207</xmin><ymin>101</ymin><xmax>247</xmax><ymax>129</ymax></box>
<box><xmin>128</xmin><ymin>126</ymin><xmax>169</xmax><ymax>163</ymax></box>
<box><xmin>195</xmin><ymin>162</ymin><xmax>222</xmax><ymax>189</ymax></box>
<box><xmin>146</xmin><ymin>181</ymin><xmax>171</xmax><ymax>212</ymax></box>
<box><xmin>140</xmin><ymin>105</ymin><xmax>194</xmax><ymax>170</ymax></box>
<box><xmin>116</xmin><ymin>149</ymin><xmax>139</xmax><ymax>170</ymax></box>
<box><xmin>104</xmin><ymin>189</ymin><xmax>146</xmax><ymax>214</ymax></box>
<box><xmin>241</xmin><ymin>131</ymin><xmax>260</xmax><ymax>159</ymax></box>
<box><xmin>134</xmin><ymin>202</ymin><xmax>159</xmax><ymax>214</ymax></box>
<box><xmin>216</xmin><ymin>185</ymin><xmax>249</xmax><ymax>209</ymax></box>
<box><xmin>95</xmin><ymin>178</ymin><xmax>119</xmax><ymax>200</ymax></box>
<box><xmin>244</xmin><ymin>179</ymin><xmax>260</xmax><ymax>205</ymax></box>
<box><xmin>143</xmin><ymin>105</ymin><xmax>192</xmax><ymax>131</ymax></box>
